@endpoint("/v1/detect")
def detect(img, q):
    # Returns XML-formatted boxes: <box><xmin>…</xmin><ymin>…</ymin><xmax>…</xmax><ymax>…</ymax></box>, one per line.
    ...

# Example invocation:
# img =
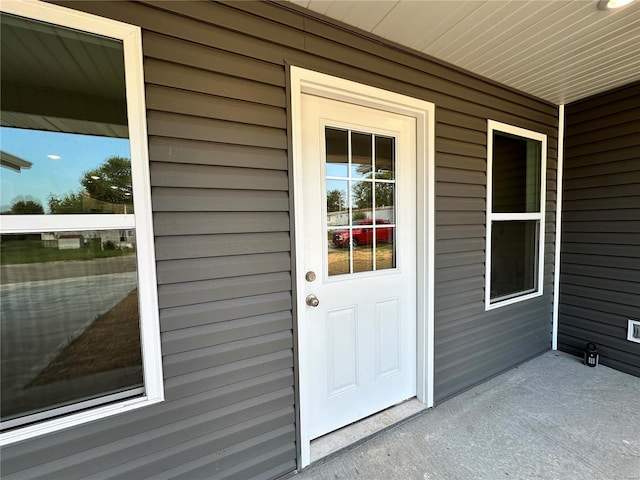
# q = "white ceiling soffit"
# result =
<box><xmin>290</xmin><ymin>0</ymin><xmax>640</xmax><ymax>105</ymax></box>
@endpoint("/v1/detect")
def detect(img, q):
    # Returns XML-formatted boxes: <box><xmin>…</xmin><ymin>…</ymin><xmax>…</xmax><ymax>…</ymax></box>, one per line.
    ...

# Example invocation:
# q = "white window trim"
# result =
<box><xmin>485</xmin><ymin>120</ymin><xmax>547</xmax><ymax>311</ymax></box>
<box><xmin>0</xmin><ymin>0</ymin><xmax>163</xmax><ymax>446</ymax></box>
<box><xmin>552</xmin><ymin>105</ymin><xmax>565</xmax><ymax>350</ymax></box>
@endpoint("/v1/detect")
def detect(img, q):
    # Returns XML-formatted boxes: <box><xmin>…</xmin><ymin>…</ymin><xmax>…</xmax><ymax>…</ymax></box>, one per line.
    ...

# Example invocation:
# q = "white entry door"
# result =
<box><xmin>301</xmin><ymin>93</ymin><xmax>417</xmax><ymax>439</ymax></box>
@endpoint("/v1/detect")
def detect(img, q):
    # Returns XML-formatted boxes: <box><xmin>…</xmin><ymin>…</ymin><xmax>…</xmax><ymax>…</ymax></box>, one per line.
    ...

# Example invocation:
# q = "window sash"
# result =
<box><xmin>1</xmin><ymin>387</ymin><xmax>145</xmax><ymax>431</ymax></box>
<box><xmin>0</xmin><ymin>0</ymin><xmax>163</xmax><ymax>446</ymax></box>
<box><xmin>485</xmin><ymin>120</ymin><xmax>547</xmax><ymax>310</ymax></box>
<box><xmin>489</xmin><ymin>218</ymin><xmax>540</xmax><ymax>303</ymax></box>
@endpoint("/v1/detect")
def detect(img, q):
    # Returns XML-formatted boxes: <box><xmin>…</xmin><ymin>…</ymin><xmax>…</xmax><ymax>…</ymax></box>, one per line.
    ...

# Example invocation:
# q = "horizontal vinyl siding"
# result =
<box><xmin>559</xmin><ymin>82</ymin><xmax>640</xmax><ymax>377</ymax></box>
<box><xmin>3</xmin><ymin>1</ymin><xmax>557</xmax><ymax>478</ymax></box>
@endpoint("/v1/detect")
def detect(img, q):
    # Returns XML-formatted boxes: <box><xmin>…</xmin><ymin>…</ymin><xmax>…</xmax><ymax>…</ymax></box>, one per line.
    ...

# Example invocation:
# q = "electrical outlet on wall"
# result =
<box><xmin>627</xmin><ymin>319</ymin><xmax>640</xmax><ymax>344</ymax></box>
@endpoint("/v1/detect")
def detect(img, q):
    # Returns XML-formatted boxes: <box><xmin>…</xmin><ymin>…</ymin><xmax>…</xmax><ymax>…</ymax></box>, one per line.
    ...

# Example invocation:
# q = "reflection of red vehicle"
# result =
<box><xmin>332</xmin><ymin>219</ymin><xmax>393</xmax><ymax>247</ymax></box>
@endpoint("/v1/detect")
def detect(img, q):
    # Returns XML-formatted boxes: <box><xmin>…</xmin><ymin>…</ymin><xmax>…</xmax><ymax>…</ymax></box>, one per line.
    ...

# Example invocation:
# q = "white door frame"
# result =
<box><xmin>290</xmin><ymin>66</ymin><xmax>435</xmax><ymax>468</ymax></box>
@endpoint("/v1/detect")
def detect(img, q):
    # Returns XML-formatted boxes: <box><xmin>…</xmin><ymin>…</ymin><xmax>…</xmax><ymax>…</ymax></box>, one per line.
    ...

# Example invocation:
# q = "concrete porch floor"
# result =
<box><xmin>294</xmin><ymin>351</ymin><xmax>640</xmax><ymax>480</ymax></box>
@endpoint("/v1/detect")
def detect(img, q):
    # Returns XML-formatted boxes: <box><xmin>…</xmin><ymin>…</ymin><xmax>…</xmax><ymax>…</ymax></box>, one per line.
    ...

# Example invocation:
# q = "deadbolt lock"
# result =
<box><xmin>305</xmin><ymin>271</ymin><xmax>316</xmax><ymax>282</ymax></box>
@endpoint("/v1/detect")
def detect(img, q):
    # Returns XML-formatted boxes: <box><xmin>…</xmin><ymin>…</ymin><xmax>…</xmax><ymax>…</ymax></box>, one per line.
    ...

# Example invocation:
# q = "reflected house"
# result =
<box><xmin>40</xmin><ymin>233</ymin><xmax>56</xmax><ymax>248</ymax></box>
<box><xmin>57</xmin><ymin>234</ymin><xmax>83</xmax><ymax>250</ymax></box>
<box><xmin>327</xmin><ymin>206</ymin><xmax>394</xmax><ymax>226</ymax></box>
<box><xmin>78</xmin><ymin>191</ymin><xmax>132</xmax><ymax>214</ymax></box>
<box><xmin>118</xmin><ymin>229</ymin><xmax>136</xmax><ymax>248</ymax></box>
<box><xmin>49</xmin><ymin>191</ymin><xmax>133</xmax><ymax>215</ymax></box>
<box><xmin>40</xmin><ymin>230</ymin><xmax>135</xmax><ymax>249</ymax></box>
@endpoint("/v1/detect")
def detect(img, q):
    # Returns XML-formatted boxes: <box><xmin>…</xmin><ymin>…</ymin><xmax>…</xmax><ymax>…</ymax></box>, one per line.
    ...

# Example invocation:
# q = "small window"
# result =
<box><xmin>0</xmin><ymin>2</ymin><xmax>162</xmax><ymax>444</ymax></box>
<box><xmin>326</xmin><ymin>128</ymin><xmax>397</xmax><ymax>276</ymax></box>
<box><xmin>486</xmin><ymin>121</ymin><xmax>546</xmax><ymax>309</ymax></box>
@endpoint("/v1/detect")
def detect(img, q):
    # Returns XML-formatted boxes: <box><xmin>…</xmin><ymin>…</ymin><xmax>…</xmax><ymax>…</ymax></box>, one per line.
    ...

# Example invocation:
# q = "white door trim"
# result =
<box><xmin>290</xmin><ymin>66</ymin><xmax>435</xmax><ymax>468</ymax></box>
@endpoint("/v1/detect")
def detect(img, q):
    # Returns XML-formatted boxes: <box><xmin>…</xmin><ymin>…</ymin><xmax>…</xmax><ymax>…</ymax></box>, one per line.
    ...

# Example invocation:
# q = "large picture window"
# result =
<box><xmin>486</xmin><ymin>120</ymin><xmax>546</xmax><ymax>310</ymax></box>
<box><xmin>0</xmin><ymin>2</ymin><xmax>162</xmax><ymax>444</ymax></box>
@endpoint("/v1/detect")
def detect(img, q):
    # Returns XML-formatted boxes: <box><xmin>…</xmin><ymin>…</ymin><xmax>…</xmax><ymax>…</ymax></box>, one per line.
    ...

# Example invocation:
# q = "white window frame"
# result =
<box><xmin>485</xmin><ymin>120</ymin><xmax>547</xmax><ymax>310</ymax></box>
<box><xmin>0</xmin><ymin>0</ymin><xmax>163</xmax><ymax>446</ymax></box>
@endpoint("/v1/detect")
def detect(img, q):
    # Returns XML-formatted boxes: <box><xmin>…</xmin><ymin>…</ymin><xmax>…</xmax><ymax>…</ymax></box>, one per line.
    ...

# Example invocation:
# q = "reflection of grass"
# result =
<box><xmin>328</xmin><ymin>243</ymin><xmax>395</xmax><ymax>275</ymax></box>
<box><xmin>28</xmin><ymin>289</ymin><xmax>141</xmax><ymax>386</ymax></box>
<box><xmin>0</xmin><ymin>239</ymin><xmax>134</xmax><ymax>265</ymax></box>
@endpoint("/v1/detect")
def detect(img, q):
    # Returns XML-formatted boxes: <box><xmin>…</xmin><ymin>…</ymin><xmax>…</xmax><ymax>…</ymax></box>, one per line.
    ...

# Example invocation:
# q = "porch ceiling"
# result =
<box><xmin>288</xmin><ymin>0</ymin><xmax>640</xmax><ymax>105</ymax></box>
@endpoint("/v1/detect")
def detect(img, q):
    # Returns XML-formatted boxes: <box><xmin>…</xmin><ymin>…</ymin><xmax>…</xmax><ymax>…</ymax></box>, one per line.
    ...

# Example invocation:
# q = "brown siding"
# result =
<box><xmin>559</xmin><ymin>82</ymin><xmax>640</xmax><ymax>376</ymax></box>
<box><xmin>1</xmin><ymin>1</ymin><xmax>558</xmax><ymax>478</ymax></box>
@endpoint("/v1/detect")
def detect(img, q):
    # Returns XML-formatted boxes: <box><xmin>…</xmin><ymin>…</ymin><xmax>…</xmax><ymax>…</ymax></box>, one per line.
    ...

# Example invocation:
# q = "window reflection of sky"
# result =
<box><xmin>326</xmin><ymin>179</ymin><xmax>348</xmax><ymax>191</ymax></box>
<box><xmin>0</xmin><ymin>127</ymin><xmax>130</xmax><ymax>213</ymax></box>
<box><xmin>326</xmin><ymin>163</ymin><xmax>348</xmax><ymax>178</ymax></box>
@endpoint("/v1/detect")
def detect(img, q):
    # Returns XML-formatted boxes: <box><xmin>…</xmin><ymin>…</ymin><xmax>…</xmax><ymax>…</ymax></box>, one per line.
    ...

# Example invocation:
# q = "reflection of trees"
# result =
<box><xmin>9</xmin><ymin>200</ymin><xmax>44</xmax><ymax>214</ymax></box>
<box><xmin>352</xmin><ymin>172</ymin><xmax>394</xmax><ymax>209</ymax></box>
<box><xmin>327</xmin><ymin>189</ymin><xmax>346</xmax><ymax>212</ymax></box>
<box><xmin>48</xmin><ymin>156</ymin><xmax>133</xmax><ymax>214</ymax></box>
<box><xmin>82</xmin><ymin>157</ymin><xmax>132</xmax><ymax>204</ymax></box>
<box><xmin>48</xmin><ymin>192</ymin><xmax>84</xmax><ymax>214</ymax></box>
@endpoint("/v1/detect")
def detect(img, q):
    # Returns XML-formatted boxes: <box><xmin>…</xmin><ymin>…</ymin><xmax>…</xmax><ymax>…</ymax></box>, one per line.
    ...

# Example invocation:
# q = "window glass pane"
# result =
<box><xmin>351</xmin><ymin>222</ymin><xmax>374</xmax><ymax>249</ymax></box>
<box><xmin>328</xmin><ymin>229</ymin><xmax>351</xmax><ymax>276</ymax></box>
<box><xmin>375</xmin><ymin>136</ymin><xmax>395</xmax><ymax>180</ymax></box>
<box><xmin>492</xmin><ymin>132</ymin><xmax>541</xmax><ymax>213</ymax></box>
<box><xmin>352</xmin><ymin>181</ymin><xmax>372</xmax><ymax>223</ymax></box>
<box><xmin>351</xmin><ymin>132</ymin><xmax>372</xmax><ymax>179</ymax></box>
<box><xmin>490</xmin><ymin>221</ymin><xmax>538</xmax><ymax>301</ymax></box>
<box><xmin>376</xmin><ymin>226</ymin><xmax>395</xmax><ymax>271</ymax></box>
<box><xmin>353</xmin><ymin>240</ymin><xmax>374</xmax><ymax>273</ymax></box>
<box><xmin>375</xmin><ymin>183</ymin><xmax>395</xmax><ymax>223</ymax></box>
<box><xmin>325</xmin><ymin>128</ymin><xmax>348</xmax><ymax>178</ymax></box>
<box><xmin>0</xmin><ymin>230</ymin><xmax>142</xmax><ymax>423</ymax></box>
<box><xmin>326</xmin><ymin>179</ymin><xmax>348</xmax><ymax>227</ymax></box>
<box><xmin>0</xmin><ymin>13</ymin><xmax>132</xmax><ymax>215</ymax></box>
